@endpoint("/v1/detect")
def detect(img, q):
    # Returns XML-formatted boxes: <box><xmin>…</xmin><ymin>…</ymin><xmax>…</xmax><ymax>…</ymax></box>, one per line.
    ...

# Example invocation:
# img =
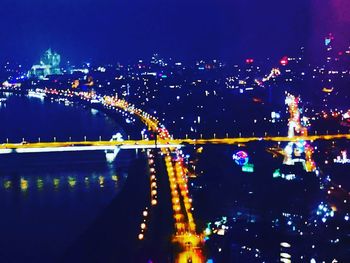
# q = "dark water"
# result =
<box><xmin>0</xmin><ymin>92</ymin><xmax>123</xmax><ymax>143</ymax></box>
<box><xmin>0</xmin><ymin>93</ymin><xmax>133</xmax><ymax>262</ymax></box>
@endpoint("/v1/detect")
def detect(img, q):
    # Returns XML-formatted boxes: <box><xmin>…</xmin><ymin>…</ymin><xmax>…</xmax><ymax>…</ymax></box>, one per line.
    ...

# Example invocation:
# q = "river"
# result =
<box><xmin>0</xmin><ymin>92</ymin><xmax>133</xmax><ymax>262</ymax></box>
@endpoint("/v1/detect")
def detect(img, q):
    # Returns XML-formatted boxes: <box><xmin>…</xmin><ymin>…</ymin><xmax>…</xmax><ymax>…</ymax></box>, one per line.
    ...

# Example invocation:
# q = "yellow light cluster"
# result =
<box><xmin>174</xmin><ymin>158</ymin><xmax>196</xmax><ymax>233</ymax></box>
<box><xmin>164</xmin><ymin>151</ymin><xmax>186</xmax><ymax>234</ymax></box>
<box><xmin>148</xmin><ymin>151</ymin><xmax>158</xmax><ymax>207</ymax></box>
<box><xmin>138</xmin><ymin>150</ymin><xmax>158</xmax><ymax>241</ymax></box>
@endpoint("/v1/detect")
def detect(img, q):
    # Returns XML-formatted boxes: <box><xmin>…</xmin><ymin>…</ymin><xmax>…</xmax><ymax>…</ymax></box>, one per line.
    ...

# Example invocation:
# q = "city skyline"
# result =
<box><xmin>0</xmin><ymin>1</ymin><xmax>349</xmax><ymax>262</ymax></box>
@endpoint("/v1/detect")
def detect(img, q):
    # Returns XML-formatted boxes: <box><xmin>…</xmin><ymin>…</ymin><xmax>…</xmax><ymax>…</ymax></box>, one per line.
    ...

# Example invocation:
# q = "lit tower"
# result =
<box><xmin>284</xmin><ymin>93</ymin><xmax>316</xmax><ymax>172</ymax></box>
<box><xmin>285</xmin><ymin>93</ymin><xmax>307</xmax><ymax>138</ymax></box>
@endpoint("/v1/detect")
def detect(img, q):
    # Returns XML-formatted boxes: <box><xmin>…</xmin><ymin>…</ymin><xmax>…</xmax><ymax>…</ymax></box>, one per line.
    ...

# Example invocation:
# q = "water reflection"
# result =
<box><xmin>98</xmin><ymin>175</ymin><xmax>105</xmax><ymax>188</ymax></box>
<box><xmin>37</xmin><ymin>177</ymin><xmax>44</xmax><ymax>190</ymax></box>
<box><xmin>68</xmin><ymin>176</ymin><xmax>77</xmax><ymax>188</ymax></box>
<box><xmin>20</xmin><ymin>177</ymin><xmax>28</xmax><ymax>192</ymax></box>
<box><xmin>3</xmin><ymin>179</ymin><xmax>11</xmax><ymax>189</ymax></box>
<box><xmin>1</xmin><ymin>174</ymin><xmax>119</xmax><ymax>192</ymax></box>
<box><xmin>53</xmin><ymin>178</ymin><xmax>60</xmax><ymax>189</ymax></box>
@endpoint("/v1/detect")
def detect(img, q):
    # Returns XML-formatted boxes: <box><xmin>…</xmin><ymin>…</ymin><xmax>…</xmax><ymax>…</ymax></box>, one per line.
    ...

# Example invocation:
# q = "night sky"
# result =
<box><xmin>0</xmin><ymin>0</ymin><xmax>349</xmax><ymax>64</ymax></box>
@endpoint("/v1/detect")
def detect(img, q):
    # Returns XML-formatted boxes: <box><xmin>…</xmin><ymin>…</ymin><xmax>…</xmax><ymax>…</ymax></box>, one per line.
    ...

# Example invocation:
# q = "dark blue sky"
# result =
<box><xmin>0</xmin><ymin>0</ymin><xmax>348</xmax><ymax>64</ymax></box>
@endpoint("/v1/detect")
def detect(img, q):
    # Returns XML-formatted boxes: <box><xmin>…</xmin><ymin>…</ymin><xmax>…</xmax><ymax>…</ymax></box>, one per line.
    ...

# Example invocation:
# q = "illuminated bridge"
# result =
<box><xmin>0</xmin><ymin>134</ymin><xmax>349</xmax><ymax>154</ymax></box>
<box><xmin>0</xmin><ymin>140</ymin><xmax>182</xmax><ymax>154</ymax></box>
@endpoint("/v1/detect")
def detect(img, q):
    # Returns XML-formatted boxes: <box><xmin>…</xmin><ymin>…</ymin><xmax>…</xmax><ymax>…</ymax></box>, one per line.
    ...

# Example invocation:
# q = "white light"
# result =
<box><xmin>280</xmin><ymin>252</ymin><xmax>291</xmax><ymax>259</ymax></box>
<box><xmin>280</xmin><ymin>242</ymin><xmax>291</xmax><ymax>248</ymax></box>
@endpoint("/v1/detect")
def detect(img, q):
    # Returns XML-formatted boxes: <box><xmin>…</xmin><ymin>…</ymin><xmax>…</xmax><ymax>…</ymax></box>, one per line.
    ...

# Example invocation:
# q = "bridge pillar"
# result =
<box><xmin>105</xmin><ymin>147</ymin><xmax>121</xmax><ymax>163</ymax></box>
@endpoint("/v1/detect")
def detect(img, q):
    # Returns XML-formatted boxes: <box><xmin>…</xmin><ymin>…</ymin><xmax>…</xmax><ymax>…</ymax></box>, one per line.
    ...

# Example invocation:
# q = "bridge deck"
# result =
<box><xmin>0</xmin><ymin>134</ymin><xmax>348</xmax><ymax>154</ymax></box>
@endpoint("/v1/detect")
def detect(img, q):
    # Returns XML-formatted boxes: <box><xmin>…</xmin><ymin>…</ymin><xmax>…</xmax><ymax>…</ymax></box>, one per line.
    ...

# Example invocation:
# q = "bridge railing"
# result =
<box><xmin>0</xmin><ymin>135</ymin><xmax>137</xmax><ymax>145</ymax></box>
<box><xmin>172</xmin><ymin>129</ymin><xmax>350</xmax><ymax>141</ymax></box>
<box><xmin>1</xmin><ymin>131</ymin><xmax>349</xmax><ymax>145</ymax></box>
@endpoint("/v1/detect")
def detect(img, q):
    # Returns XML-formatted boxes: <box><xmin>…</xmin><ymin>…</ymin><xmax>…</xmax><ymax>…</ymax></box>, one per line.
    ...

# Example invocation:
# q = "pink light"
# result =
<box><xmin>280</xmin><ymin>56</ymin><xmax>289</xmax><ymax>66</ymax></box>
